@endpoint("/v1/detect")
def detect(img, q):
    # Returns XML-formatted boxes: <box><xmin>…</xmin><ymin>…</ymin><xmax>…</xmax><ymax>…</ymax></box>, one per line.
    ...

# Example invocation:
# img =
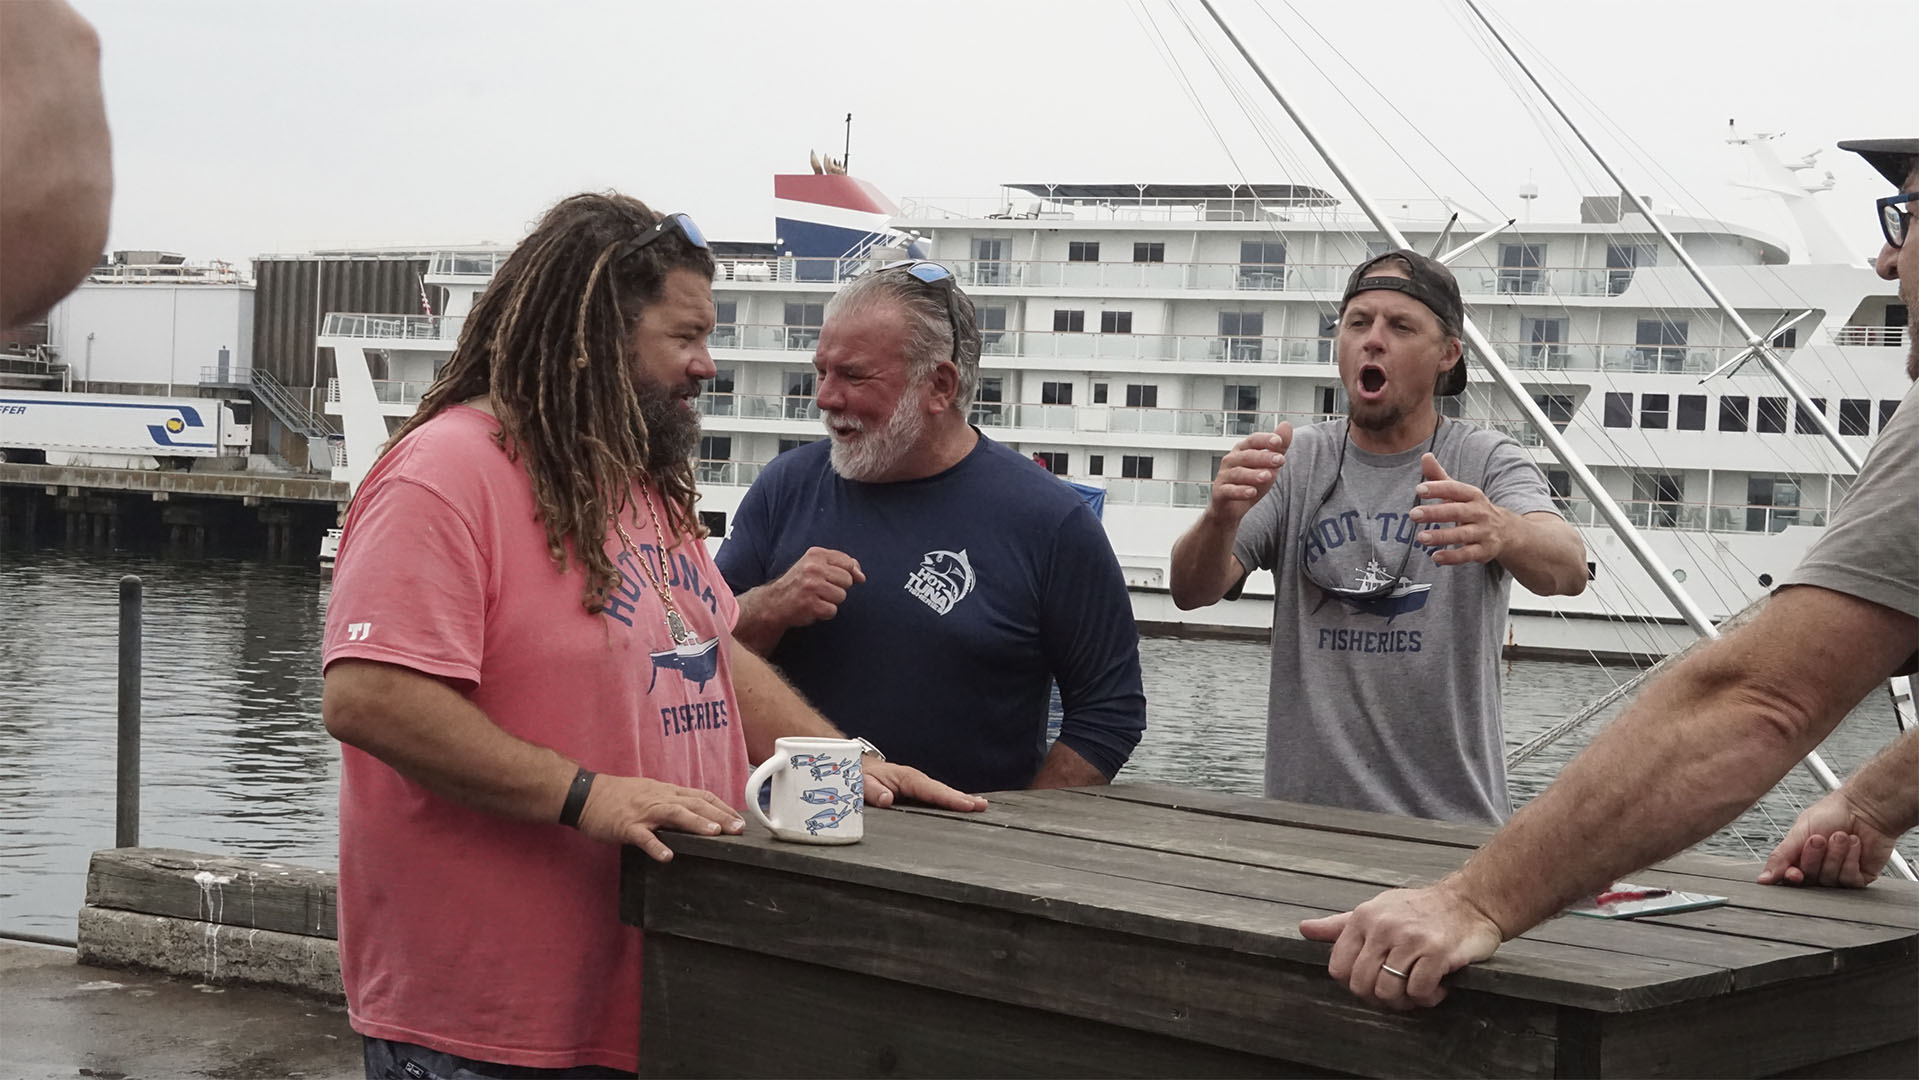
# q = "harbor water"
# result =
<box><xmin>1</xmin><ymin>545</ymin><xmax>1910</xmax><ymax>938</ymax></box>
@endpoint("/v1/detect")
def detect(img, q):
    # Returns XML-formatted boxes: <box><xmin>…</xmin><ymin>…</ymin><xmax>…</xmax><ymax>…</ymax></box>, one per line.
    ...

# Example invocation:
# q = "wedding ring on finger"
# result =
<box><xmin>1380</xmin><ymin>962</ymin><xmax>1410</xmax><ymax>979</ymax></box>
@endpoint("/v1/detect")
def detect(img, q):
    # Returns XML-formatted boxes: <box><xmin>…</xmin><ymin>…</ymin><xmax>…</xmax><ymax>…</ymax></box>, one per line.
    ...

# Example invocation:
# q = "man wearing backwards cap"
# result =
<box><xmin>1170</xmin><ymin>249</ymin><xmax>1587</xmax><ymax>826</ymax></box>
<box><xmin>1298</xmin><ymin>136</ymin><xmax>1918</xmax><ymax>1013</ymax></box>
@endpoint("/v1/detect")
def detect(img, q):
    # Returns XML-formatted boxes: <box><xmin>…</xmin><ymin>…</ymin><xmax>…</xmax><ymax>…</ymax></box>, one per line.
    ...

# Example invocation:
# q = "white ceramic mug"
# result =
<box><xmin>743</xmin><ymin>736</ymin><xmax>865</xmax><ymax>844</ymax></box>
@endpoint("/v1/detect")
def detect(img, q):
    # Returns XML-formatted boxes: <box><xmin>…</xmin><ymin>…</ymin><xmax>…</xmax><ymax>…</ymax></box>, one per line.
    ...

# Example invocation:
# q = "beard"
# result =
<box><xmin>633</xmin><ymin>372</ymin><xmax>702</xmax><ymax>473</ymax></box>
<box><xmin>1347</xmin><ymin>396</ymin><xmax>1409</xmax><ymax>434</ymax></box>
<box><xmin>827</xmin><ymin>391</ymin><xmax>929</xmax><ymax>482</ymax></box>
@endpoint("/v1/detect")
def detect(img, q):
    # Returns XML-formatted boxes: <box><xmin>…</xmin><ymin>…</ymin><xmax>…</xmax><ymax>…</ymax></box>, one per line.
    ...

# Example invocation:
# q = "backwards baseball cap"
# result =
<box><xmin>1340</xmin><ymin>248</ymin><xmax>1468</xmax><ymax>396</ymax></box>
<box><xmin>1837</xmin><ymin>138</ymin><xmax>1919</xmax><ymax>187</ymax></box>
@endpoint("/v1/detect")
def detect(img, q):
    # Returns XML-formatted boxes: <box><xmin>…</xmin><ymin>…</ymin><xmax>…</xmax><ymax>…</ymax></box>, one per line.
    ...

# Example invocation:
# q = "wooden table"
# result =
<box><xmin>620</xmin><ymin>783</ymin><xmax>1917</xmax><ymax>1078</ymax></box>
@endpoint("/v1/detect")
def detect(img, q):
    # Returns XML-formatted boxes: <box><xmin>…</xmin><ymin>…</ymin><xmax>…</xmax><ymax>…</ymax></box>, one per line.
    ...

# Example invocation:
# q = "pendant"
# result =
<box><xmin>665</xmin><ymin>608</ymin><xmax>697</xmax><ymax>646</ymax></box>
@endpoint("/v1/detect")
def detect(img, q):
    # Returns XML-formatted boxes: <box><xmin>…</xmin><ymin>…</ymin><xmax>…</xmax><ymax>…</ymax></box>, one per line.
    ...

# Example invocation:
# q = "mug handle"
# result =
<box><xmin>743</xmin><ymin>754</ymin><xmax>781</xmax><ymax>835</ymax></box>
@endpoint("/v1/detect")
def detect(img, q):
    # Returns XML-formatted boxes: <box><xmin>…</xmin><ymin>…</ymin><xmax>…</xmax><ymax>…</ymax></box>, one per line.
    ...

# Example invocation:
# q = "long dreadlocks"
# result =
<box><xmin>384</xmin><ymin>193</ymin><xmax>717</xmax><ymax>615</ymax></box>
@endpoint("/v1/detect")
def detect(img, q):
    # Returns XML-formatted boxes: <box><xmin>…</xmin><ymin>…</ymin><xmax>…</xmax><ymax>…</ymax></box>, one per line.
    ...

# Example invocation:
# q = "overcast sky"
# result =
<box><xmin>74</xmin><ymin>0</ymin><xmax>1916</xmax><ymax>267</ymax></box>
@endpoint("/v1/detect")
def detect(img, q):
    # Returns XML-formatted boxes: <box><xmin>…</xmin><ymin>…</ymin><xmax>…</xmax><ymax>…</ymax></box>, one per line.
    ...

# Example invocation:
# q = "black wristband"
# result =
<box><xmin>558</xmin><ymin>767</ymin><xmax>595</xmax><ymax>829</ymax></box>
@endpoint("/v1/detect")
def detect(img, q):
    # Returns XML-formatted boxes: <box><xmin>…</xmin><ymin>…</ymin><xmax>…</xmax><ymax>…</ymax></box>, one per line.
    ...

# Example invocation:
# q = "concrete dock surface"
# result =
<box><xmin>0</xmin><ymin>940</ymin><xmax>359</xmax><ymax>1080</ymax></box>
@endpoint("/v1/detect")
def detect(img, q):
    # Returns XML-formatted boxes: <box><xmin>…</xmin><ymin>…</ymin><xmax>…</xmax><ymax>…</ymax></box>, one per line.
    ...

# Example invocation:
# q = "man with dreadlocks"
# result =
<box><xmin>320</xmin><ymin>195</ymin><xmax>985</xmax><ymax>1078</ymax></box>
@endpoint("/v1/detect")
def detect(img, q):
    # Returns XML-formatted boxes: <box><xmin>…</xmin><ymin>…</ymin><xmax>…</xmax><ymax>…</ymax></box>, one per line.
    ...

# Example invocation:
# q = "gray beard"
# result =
<box><xmin>828</xmin><ymin>392</ymin><xmax>929</xmax><ymax>482</ymax></box>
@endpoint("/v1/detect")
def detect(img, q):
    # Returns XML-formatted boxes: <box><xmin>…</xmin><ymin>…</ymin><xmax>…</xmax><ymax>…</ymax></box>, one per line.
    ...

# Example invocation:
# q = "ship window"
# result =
<box><xmin>698</xmin><ymin>435</ymin><xmax>731</xmax><ymax>461</ymax></box>
<box><xmin>978</xmin><ymin>306</ymin><xmax>1007</xmax><ymax>352</ymax></box>
<box><xmin>1093</xmin><ymin>383</ymin><xmax>1109</xmax><ymax>404</ymax></box>
<box><xmin>1089</xmin><ymin>454</ymin><xmax>1104</xmax><ymax>475</ymax></box>
<box><xmin>1605</xmin><ymin>242</ymin><xmax>1655</xmax><ymax>296</ymax></box>
<box><xmin>1052</xmin><ymin>310</ymin><xmax>1085</xmax><ymax>333</ymax></box>
<box><xmin>776</xmin><ymin>437</ymin><xmax>821</xmax><ymax>455</ymax></box>
<box><xmin>715</xmin><ymin>300</ymin><xmax>737</xmax><ymax>325</ymax></box>
<box><xmin>1793</xmin><ymin>398</ymin><xmax>1827</xmax><ymax>434</ymax></box>
<box><xmin>1881</xmin><ymin>399</ymin><xmax>1902</xmax><ymax>431</ymax></box>
<box><xmin>1719</xmin><ymin>396</ymin><xmax>1749</xmax><ymax>432</ymax></box>
<box><xmin>1676</xmin><ymin>394</ymin><xmax>1706</xmax><ymax>431</ymax></box>
<box><xmin>1497</xmin><ymin>243</ymin><xmax>1545</xmax><ymax>295</ymax></box>
<box><xmin>1124</xmin><ymin>384</ymin><xmax>1158</xmax><ymax>408</ymax></box>
<box><xmin>1770</xmin><ymin>326</ymin><xmax>1797</xmax><ymax>349</ymax></box>
<box><xmin>1132</xmin><ymin>242</ymin><xmax>1164</xmax><ymax>263</ymax></box>
<box><xmin>1546</xmin><ymin>468</ymin><xmax>1572</xmax><ymax>511</ymax></box>
<box><xmin>1068</xmin><ymin>241</ymin><xmax>1100</xmax><ymax>262</ymax></box>
<box><xmin>1603</xmin><ymin>392</ymin><xmax>1633</xmax><ymax>428</ymax></box>
<box><xmin>1041</xmin><ymin>381</ymin><xmax>1073</xmax><ymax>405</ymax></box>
<box><xmin>1756</xmin><ymin>397</ymin><xmax>1789</xmax><ymax>433</ymax></box>
<box><xmin>1100</xmin><ymin>311</ymin><xmax>1133</xmax><ymax>334</ymax></box>
<box><xmin>1219</xmin><ymin>310</ymin><xmax>1264</xmax><ymax>361</ymax></box>
<box><xmin>1121</xmin><ymin>454</ymin><xmax>1154</xmax><ymax>479</ymax></box>
<box><xmin>1238</xmin><ymin>241</ymin><xmax>1287</xmax><ymax>288</ymax></box>
<box><xmin>1034</xmin><ymin>451</ymin><xmax>1069</xmax><ymax>475</ymax></box>
<box><xmin>1532</xmin><ymin>393</ymin><xmax>1575</xmax><ymax>430</ymax></box>
<box><xmin>1839</xmin><ymin>399</ymin><xmax>1872</xmax><ymax>436</ymax></box>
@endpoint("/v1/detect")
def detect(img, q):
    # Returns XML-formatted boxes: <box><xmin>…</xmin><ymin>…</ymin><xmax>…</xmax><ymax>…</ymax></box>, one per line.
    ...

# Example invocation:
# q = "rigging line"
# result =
<box><xmin>1165</xmin><ymin>2</ymin><xmax>1373</xmax><ymax>315</ymax></box>
<box><xmin>1262</xmin><ymin>0</ymin><xmax>1504</xmax><ymax>225</ymax></box>
<box><xmin>1468</xmin><ymin>2</ymin><xmax>1872</xmax><ymax>384</ymax></box>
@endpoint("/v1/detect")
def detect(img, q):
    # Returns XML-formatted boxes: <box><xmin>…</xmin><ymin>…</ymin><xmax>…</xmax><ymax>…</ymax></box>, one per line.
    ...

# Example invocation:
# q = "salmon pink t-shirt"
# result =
<box><xmin>321</xmin><ymin>406</ymin><xmax>750</xmax><ymax>1072</ymax></box>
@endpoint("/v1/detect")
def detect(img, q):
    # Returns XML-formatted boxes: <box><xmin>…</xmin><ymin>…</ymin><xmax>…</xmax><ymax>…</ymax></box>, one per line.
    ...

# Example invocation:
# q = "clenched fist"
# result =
<box><xmin>764</xmin><ymin>547</ymin><xmax>864</xmax><ymax>627</ymax></box>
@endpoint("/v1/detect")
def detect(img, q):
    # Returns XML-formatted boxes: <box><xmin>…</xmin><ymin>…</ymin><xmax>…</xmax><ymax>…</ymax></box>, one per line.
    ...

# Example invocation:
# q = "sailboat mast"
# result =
<box><xmin>1456</xmin><ymin>0</ymin><xmax>1866</xmax><ymax>473</ymax></box>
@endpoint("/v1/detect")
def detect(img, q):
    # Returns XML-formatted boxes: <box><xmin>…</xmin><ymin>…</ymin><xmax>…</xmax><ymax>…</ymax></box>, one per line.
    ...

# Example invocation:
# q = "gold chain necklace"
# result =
<box><xmin>611</xmin><ymin>485</ymin><xmax>698</xmax><ymax>645</ymax></box>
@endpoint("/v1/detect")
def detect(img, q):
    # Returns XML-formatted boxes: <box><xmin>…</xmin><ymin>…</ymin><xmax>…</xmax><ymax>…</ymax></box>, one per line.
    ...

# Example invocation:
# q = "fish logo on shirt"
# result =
<box><xmin>904</xmin><ymin>548</ymin><xmax>976</xmax><ymax>616</ymax></box>
<box><xmin>646</xmin><ymin>636</ymin><xmax>720</xmax><ymax>691</ymax></box>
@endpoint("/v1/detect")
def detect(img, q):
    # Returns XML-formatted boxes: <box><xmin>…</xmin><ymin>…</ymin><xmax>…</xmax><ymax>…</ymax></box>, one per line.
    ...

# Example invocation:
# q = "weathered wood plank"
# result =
<box><xmin>640</xmin><ymin>856</ymin><xmax>1564</xmax><ymax>1079</ymax></box>
<box><xmin>636</xmin><ymin>815</ymin><xmax>1735</xmax><ymax>1013</ymax></box>
<box><xmin>894</xmin><ymin>808</ymin><xmax>1834</xmax><ymax>992</ymax></box>
<box><xmin>84</xmin><ymin>847</ymin><xmax>336</xmax><ymax>939</ymax></box>
<box><xmin>1763</xmin><ymin>1038</ymin><xmax>1918</xmax><ymax>1079</ymax></box>
<box><xmin>920</xmin><ymin>791</ymin><xmax>1920</xmax><ymax>931</ymax></box>
<box><xmin>1594</xmin><ymin>960</ymin><xmax>1918</xmax><ymax>1078</ymax></box>
<box><xmin>911</xmin><ymin>800</ymin><xmax>1913</xmax><ymax>979</ymax></box>
<box><xmin>640</xmin><ymin>936</ymin><xmax>1342</xmax><ymax>1079</ymax></box>
<box><xmin>1084</xmin><ymin>783</ymin><xmax>1777</xmax><ymax>883</ymax></box>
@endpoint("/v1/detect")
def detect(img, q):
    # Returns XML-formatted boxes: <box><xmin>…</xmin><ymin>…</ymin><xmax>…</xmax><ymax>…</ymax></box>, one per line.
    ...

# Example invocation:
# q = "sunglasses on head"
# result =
<box><xmin>615</xmin><ymin>212</ymin><xmax>709</xmax><ymax>262</ymax></box>
<box><xmin>868</xmin><ymin>260</ymin><xmax>962</xmax><ymax>367</ymax></box>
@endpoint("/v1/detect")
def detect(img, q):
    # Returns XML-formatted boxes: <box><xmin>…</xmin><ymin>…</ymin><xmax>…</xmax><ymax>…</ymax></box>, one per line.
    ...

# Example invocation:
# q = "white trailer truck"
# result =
<box><xmin>0</xmin><ymin>389</ymin><xmax>252</xmax><ymax>469</ymax></box>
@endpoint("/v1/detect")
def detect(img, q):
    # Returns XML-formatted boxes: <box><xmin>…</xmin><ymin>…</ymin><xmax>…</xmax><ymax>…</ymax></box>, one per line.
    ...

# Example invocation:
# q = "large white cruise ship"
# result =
<box><xmin>319</xmin><ymin>159</ymin><xmax>1909</xmax><ymax>660</ymax></box>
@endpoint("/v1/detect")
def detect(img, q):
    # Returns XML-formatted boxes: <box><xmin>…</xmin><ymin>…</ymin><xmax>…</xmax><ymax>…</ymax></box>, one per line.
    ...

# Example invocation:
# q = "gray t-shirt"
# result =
<box><xmin>1781</xmin><ymin>385</ymin><xmax>1917</xmax><ymax>654</ymax></box>
<box><xmin>1232</xmin><ymin>417</ymin><xmax>1558</xmax><ymax>824</ymax></box>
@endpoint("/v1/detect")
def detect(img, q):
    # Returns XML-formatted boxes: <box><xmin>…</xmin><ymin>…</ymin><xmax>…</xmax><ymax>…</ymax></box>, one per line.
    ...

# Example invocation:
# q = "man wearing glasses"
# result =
<box><xmin>1169</xmin><ymin>249</ymin><xmax>1588</xmax><ymax>826</ymax></box>
<box><xmin>716</xmin><ymin>261</ymin><xmax>1147</xmax><ymax>794</ymax></box>
<box><xmin>1298</xmin><ymin>137</ymin><xmax>1918</xmax><ymax>1013</ymax></box>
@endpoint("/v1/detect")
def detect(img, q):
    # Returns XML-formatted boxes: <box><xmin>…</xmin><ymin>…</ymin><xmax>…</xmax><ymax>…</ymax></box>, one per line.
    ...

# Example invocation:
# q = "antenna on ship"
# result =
<box><xmin>1518</xmin><ymin>175</ymin><xmax>1538</xmax><ymax>222</ymax></box>
<box><xmin>843</xmin><ymin>112</ymin><xmax>853</xmax><ymax>174</ymax></box>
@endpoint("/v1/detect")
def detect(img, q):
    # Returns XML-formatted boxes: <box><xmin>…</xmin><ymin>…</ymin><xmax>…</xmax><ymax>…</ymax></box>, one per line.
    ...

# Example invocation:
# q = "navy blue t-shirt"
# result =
<box><xmin>716</xmin><ymin>433</ymin><xmax>1146</xmax><ymax>793</ymax></box>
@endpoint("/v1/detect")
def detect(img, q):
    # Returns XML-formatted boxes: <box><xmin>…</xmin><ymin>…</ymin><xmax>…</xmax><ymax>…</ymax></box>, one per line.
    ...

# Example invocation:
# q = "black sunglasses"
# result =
<box><xmin>1878</xmin><ymin>192</ymin><xmax>1915</xmax><ymax>249</ymax></box>
<box><xmin>1299</xmin><ymin>421</ymin><xmax>1441</xmax><ymax>601</ymax></box>
<box><xmin>870</xmin><ymin>259</ymin><xmax>962</xmax><ymax>368</ymax></box>
<box><xmin>615</xmin><ymin>212</ymin><xmax>709</xmax><ymax>262</ymax></box>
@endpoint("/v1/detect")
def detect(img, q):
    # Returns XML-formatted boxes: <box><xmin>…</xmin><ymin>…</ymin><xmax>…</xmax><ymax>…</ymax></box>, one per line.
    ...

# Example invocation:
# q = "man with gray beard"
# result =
<box><xmin>715</xmin><ymin>261</ymin><xmax>1147</xmax><ymax>794</ymax></box>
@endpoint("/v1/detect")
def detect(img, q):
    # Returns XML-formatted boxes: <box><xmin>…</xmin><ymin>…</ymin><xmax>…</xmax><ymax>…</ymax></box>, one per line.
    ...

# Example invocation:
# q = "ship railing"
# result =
<box><xmin>1101</xmin><ymin>478</ymin><xmax>1215</xmax><ymax>509</ymax></box>
<box><xmin>694</xmin><ymin>459</ymin><xmax>765</xmax><ymax>487</ymax></box>
<box><xmin>1558</xmin><ymin>497</ymin><xmax>1829</xmax><ymax>535</ymax></box>
<box><xmin>896</xmin><ymin>193</ymin><xmax>1457</xmax><ymax>226</ymax></box>
<box><xmin>704</xmin><ymin>254</ymin><xmax>1682</xmax><ymax>299</ymax></box>
<box><xmin>322</xmin><ymin>312</ymin><xmax>461</xmax><ymax>342</ymax></box>
<box><xmin>696</xmin><ymin>393</ymin><xmax>821</xmax><ymax>422</ymax></box>
<box><xmin>324</xmin><ymin>376</ymin><xmax>434</xmax><ymax>407</ymax></box>
<box><xmin>1827</xmin><ymin>325</ymin><xmax>1909</xmax><ymax>348</ymax></box>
